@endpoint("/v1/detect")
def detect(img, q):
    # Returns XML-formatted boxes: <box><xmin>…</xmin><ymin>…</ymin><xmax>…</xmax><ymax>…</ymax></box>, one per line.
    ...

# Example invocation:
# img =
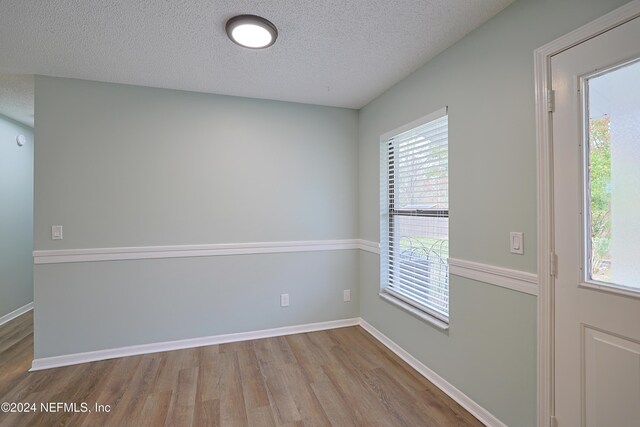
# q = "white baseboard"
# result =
<box><xmin>30</xmin><ymin>314</ymin><xmax>505</xmax><ymax>426</ymax></box>
<box><xmin>30</xmin><ymin>317</ymin><xmax>360</xmax><ymax>371</ymax></box>
<box><xmin>359</xmin><ymin>319</ymin><xmax>507</xmax><ymax>427</ymax></box>
<box><xmin>0</xmin><ymin>302</ymin><xmax>33</xmax><ymax>326</ymax></box>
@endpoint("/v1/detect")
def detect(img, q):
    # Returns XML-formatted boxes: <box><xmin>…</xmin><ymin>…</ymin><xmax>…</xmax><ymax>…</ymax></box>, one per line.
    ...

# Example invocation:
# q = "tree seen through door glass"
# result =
<box><xmin>587</xmin><ymin>59</ymin><xmax>640</xmax><ymax>290</ymax></box>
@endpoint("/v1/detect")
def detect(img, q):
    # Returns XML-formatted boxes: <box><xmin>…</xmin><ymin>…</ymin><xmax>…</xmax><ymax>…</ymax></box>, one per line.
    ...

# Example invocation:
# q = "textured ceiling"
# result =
<box><xmin>0</xmin><ymin>74</ymin><xmax>33</xmax><ymax>127</ymax></box>
<box><xmin>0</xmin><ymin>0</ymin><xmax>512</xmax><ymax>111</ymax></box>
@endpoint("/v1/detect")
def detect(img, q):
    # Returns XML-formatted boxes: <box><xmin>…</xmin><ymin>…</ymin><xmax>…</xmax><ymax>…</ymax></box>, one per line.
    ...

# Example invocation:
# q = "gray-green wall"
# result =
<box><xmin>0</xmin><ymin>115</ymin><xmax>33</xmax><ymax>319</ymax></box>
<box><xmin>358</xmin><ymin>0</ymin><xmax>629</xmax><ymax>426</ymax></box>
<box><xmin>33</xmin><ymin>76</ymin><xmax>359</xmax><ymax>357</ymax></box>
<box><xmin>35</xmin><ymin>77</ymin><xmax>358</xmax><ymax>249</ymax></box>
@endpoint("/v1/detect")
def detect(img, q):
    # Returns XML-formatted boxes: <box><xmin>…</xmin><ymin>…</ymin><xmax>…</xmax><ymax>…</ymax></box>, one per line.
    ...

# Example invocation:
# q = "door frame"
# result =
<box><xmin>534</xmin><ymin>2</ymin><xmax>640</xmax><ymax>426</ymax></box>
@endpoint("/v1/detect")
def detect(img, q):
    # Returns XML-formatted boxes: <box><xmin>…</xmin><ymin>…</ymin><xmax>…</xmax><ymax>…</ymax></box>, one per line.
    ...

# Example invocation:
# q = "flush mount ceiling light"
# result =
<box><xmin>226</xmin><ymin>15</ymin><xmax>278</xmax><ymax>49</ymax></box>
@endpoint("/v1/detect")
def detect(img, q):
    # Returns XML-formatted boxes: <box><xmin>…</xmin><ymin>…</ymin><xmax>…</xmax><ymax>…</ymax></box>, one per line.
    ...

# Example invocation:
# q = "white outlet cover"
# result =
<box><xmin>343</xmin><ymin>289</ymin><xmax>351</xmax><ymax>302</ymax></box>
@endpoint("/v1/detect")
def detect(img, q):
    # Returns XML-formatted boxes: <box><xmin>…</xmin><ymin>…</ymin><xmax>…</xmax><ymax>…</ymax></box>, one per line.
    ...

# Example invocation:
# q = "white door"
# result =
<box><xmin>551</xmin><ymin>15</ymin><xmax>640</xmax><ymax>427</ymax></box>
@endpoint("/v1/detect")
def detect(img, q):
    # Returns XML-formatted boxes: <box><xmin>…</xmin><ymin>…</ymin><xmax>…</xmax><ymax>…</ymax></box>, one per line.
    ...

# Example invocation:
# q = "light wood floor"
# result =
<box><xmin>0</xmin><ymin>312</ymin><xmax>482</xmax><ymax>426</ymax></box>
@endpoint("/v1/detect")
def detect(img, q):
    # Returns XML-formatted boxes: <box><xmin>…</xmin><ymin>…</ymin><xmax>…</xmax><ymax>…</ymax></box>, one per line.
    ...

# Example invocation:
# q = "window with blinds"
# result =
<box><xmin>380</xmin><ymin>108</ymin><xmax>449</xmax><ymax>323</ymax></box>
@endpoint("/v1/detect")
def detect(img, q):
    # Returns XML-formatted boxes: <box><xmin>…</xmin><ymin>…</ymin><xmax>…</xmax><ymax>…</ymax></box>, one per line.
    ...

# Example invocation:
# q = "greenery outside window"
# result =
<box><xmin>380</xmin><ymin>108</ymin><xmax>449</xmax><ymax>324</ymax></box>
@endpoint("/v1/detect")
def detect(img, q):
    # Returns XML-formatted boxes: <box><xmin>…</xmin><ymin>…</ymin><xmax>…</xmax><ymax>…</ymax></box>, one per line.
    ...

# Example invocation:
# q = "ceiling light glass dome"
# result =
<box><xmin>226</xmin><ymin>15</ymin><xmax>278</xmax><ymax>49</ymax></box>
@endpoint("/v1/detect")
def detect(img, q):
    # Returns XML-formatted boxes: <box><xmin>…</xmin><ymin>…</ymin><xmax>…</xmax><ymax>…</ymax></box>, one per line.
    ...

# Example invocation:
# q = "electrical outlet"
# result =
<box><xmin>343</xmin><ymin>289</ymin><xmax>351</xmax><ymax>302</ymax></box>
<box><xmin>280</xmin><ymin>293</ymin><xmax>289</xmax><ymax>307</ymax></box>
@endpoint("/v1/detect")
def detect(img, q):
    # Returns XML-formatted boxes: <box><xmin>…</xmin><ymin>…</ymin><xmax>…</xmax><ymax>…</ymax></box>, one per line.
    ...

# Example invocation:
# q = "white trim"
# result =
<box><xmin>0</xmin><ymin>302</ymin><xmax>33</xmax><ymax>326</ymax></box>
<box><xmin>533</xmin><ymin>2</ymin><xmax>640</xmax><ymax>426</ymax></box>
<box><xmin>33</xmin><ymin>239</ymin><xmax>365</xmax><ymax>264</ymax></box>
<box><xmin>579</xmin><ymin>281</ymin><xmax>640</xmax><ymax>300</ymax></box>
<box><xmin>534</xmin><ymin>35</ymin><xmax>556</xmax><ymax>427</ymax></box>
<box><xmin>357</xmin><ymin>239</ymin><xmax>380</xmax><ymax>254</ymax></box>
<box><xmin>359</xmin><ymin>319</ymin><xmax>507</xmax><ymax>427</ymax></box>
<box><xmin>30</xmin><ymin>315</ymin><xmax>505</xmax><ymax>426</ymax></box>
<box><xmin>31</xmin><ymin>317</ymin><xmax>360</xmax><ymax>371</ymax></box>
<box><xmin>378</xmin><ymin>291</ymin><xmax>449</xmax><ymax>330</ymax></box>
<box><xmin>380</xmin><ymin>106</ymin><xmax>448</xmax><ymax>141</ymax></box>
<box><xmin>361</xmin><ymin>241</ymin><xmax>539</xmax><ymax>295</ymax></box>
<box><xmin>449</xmin><ymin>258</ymin><xmax>538</xmax><ymax>296</ymax></box>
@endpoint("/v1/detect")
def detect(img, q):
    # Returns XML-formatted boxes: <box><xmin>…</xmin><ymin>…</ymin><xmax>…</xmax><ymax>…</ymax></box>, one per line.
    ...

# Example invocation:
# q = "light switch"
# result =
<box><xmin>510</xmin><ymin>232</ymin><xmax>523</xmax><ymax>255</ymax></box>
<box><xmin>52</xmin><ymin>225</ymin><xmax>63</xmax><ymax>240</ymax></box>
<box><xmin>280</xmin><ymin>293</ymin><xmax>289</xmax><ymax>307</ymax></box>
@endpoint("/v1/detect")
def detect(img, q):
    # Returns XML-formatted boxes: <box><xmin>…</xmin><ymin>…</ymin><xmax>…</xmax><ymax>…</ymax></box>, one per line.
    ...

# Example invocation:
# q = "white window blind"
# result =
<box><xmin>381</xmin><ymin>109</ymin><xmax>449</xmax><ymax>322</ymax></box>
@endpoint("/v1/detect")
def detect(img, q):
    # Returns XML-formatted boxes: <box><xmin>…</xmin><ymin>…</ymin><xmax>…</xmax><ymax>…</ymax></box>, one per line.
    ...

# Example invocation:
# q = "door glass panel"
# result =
<box><xmin>585</xmin><ymin>59</ymin><xmax>640</xmax><ymax>291</ymax></box>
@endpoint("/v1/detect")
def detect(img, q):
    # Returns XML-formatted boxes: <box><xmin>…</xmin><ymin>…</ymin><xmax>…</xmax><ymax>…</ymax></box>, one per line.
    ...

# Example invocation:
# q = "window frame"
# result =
<box><xmin>379</xmin><ymin>107</ymin><xmax>450</xmax><ymax>328</ymax></box>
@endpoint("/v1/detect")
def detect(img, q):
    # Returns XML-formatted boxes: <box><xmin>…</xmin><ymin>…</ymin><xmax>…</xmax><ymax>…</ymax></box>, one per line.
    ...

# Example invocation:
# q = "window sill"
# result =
<box><xmin>378</xmin><ymin>291</ymin><xmax>449</xmax><ymax>331</ymax></box>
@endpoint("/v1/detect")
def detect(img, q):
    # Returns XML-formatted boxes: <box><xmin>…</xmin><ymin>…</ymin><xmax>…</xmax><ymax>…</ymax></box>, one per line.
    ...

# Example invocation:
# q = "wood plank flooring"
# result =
<box><xmin>0</xmin><ymin>312</ymin><xmax>483</xmax><ymax>426</ymax></box>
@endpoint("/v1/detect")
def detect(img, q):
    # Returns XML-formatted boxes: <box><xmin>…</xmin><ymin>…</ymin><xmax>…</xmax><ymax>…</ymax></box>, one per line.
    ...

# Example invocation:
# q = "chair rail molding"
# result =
<box><xmin>449</xmin><ymin>258</ymin><xmax>538</xmax><ymax>296</ymax></box>
<box><xmin>33</xmin><ymin>239</ymin><xmax>378</xmax><ymax>264</ymax></box>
